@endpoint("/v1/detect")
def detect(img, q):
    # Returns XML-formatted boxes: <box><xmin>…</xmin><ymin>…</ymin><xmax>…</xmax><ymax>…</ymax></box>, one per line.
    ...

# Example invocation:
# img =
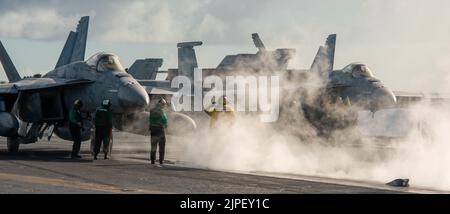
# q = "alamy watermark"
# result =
<box><xmin>170</xmin><ymin>69</ymin><xmax>280</xmax><ymax>122</ymax></box>
<box><xmin>171</xmin><ymin>69</ymin><xmax>280</xmax><ymax>122</ymax></box>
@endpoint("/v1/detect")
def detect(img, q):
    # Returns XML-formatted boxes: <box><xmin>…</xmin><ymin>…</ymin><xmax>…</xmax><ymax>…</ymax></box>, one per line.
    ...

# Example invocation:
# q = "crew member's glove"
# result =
<box><xmin>109</xmin><ymin>128</ymin><xmax>113</xmax><ymax>138</ymax></box>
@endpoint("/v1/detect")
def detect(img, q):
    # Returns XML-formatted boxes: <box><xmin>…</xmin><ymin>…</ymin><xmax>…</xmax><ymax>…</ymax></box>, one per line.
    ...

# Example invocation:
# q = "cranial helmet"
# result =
<box><xmin>74</xmin><ymin>99</ymin><xmax>83</xmax><ymax>108</ymax></box>
<box><xmin>102</xmin><ymin>99</ymin><xmax>111</xmax><ymax>107</ymax></box>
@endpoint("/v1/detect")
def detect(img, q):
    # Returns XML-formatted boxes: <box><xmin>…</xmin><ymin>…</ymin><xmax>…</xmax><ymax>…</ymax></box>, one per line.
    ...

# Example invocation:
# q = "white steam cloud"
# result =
<box><xmin>176</xmin><ymin>101</ymin><xmax>450</xmax><ymax>191</ymax></box>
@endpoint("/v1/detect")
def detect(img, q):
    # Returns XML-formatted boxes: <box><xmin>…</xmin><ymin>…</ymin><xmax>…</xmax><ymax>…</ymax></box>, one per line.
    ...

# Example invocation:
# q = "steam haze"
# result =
<box><xmin>178</xmin><ymin>101</ymin><xmax>450</xmax><ymax>191</ymax></box>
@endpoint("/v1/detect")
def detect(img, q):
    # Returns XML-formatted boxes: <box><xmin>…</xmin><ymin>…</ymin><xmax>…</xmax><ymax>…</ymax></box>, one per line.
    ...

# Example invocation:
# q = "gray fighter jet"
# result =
<box><xmin>0</xmin><ymin>16</ymin><xmax>149</xmax><ymax>152</ymax></box>
<box><xmin>212</xmin><ymin>34</ymin><xmax>396</xmax><ymax>134</ymax></box>
<box><xmin>298</xmin><ymin>34</ymin><xmax>397</xmax><ymax>135</ymax></box>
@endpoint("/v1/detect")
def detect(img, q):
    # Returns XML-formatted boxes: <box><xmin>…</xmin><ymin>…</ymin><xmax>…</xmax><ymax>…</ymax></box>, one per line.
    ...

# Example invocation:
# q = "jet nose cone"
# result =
<box><xmin>118</xmin><ymin>83</ymin><xmax>149</xmax><ymax>110</ymax></box>
<box><xmin>370</xmin><ymin>87</ymin><xmax>397</xmax><ymax>111</ymax></box>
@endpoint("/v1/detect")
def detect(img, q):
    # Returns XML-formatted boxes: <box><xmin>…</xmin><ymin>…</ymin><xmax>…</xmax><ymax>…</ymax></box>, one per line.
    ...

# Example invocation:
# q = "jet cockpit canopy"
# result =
<box><xmin>86</xmin><ymin>52</ymin><xmax>125</xmax><ymax>72</ymax></box>
<box><xmin>342</xmin><ymin>63</ymin><xmax>374</xmax><ymax>78</ymax></box>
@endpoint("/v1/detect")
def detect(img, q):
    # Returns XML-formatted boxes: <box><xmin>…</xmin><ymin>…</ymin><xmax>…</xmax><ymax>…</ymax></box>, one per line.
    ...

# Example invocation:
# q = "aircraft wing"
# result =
<box><xmin>393</xmin><ymin>91</ymin><xmax>450</xmax><ymax>107</ymax></box>
<box><xmin>137</xmin><ymin>80</ymin><xmax>178</xmax><ymax>95</ymax></box>
<box><xmin>0</xmin><ymin>78</ymin><xmax>94</xmax><ymax>94</ymax></box>
<box><xmin>393</xmin><ymin>91</ymin><xmax>425</xmax><ymax>98</ymax></box>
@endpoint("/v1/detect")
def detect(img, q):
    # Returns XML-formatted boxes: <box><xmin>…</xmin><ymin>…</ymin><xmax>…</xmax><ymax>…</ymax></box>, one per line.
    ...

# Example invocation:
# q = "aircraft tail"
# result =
<box><xmin>325</xmin><ymin>34</ymin><xmax>336</xmax><ymax>71</ymax></box>
<box><xmin>177</xmin><ymin>41</ymin><xmax>202</xmax><ymax>81</ymax></box>
<box><xmin>55</xmin><ymin>16</ymin><xmax>89</xmax><ymax>69</ymax></box>
<box><xmin>310</xmin><ymin>34</ymin><xmax>336</xmax><ymax>76</ymax></box>
<box><xmin>0</xmin><ymin>40</ymin><xmax>21</xmax><ymax>82</ymax></box>
<box><xmin>252</xmin><ymin>33</ymin><xmax>266</xmax><ymax>52</ymax></box>
<box><xmin>128</xmin><ymin>58</ymin><xmax>163</xmax><ymax>80</ymax></box>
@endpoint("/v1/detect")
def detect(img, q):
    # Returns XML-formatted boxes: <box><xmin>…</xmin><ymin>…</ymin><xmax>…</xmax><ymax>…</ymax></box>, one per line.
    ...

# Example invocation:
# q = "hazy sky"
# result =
<box><xmin>0</xmin><ymin>0</ymin><xmax>450</xmax><ymax>92</ymax></box>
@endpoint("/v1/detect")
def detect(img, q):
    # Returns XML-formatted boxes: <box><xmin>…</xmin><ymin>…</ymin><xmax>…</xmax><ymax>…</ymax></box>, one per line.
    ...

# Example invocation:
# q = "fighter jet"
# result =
<box><xmin>0</xmin><ymin>16</ymin><xmax>149</xmax><ymax>152</ymax></box>
<box><xmin>298</xmin><ymin>34</ymin><xmax>397</xmax><ymax>135</ymax></box>
<box><xmin>210</xmin><ymin>33</ymin><xmax>396</xmax><ymax>134</ymax></box>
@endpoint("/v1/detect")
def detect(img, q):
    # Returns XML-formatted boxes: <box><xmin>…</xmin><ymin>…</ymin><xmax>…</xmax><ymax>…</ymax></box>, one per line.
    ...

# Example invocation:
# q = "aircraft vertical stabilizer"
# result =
<box><xmin>325</xmin><ymin>34</ymin><xmax>336</xmax><ymax>71</ymax></box>
<box><xmin>252</xmin><ymin>33</ymin><xmax>266</xmax><ymax>52</ymax></box>
<box><xmin>177</xmin><ymin>41</ymin><xmax>202</xmax><ymax>82</ymax></box>
<box><xmin>310</xmin><ymin>34</ymin><xmax>337</xmax><ymax>76</ymax></box>
<box><xmin>0</xmin><ymin>40</ymin><xmax>21</xmax><ymax>82</ymax></box>
<box><xmin>55</xmin><ymin>16</ymin><xmax>89</xmax><ymax>68</ymax></box>
<box><xmin>128</xmin><ymin>59</ymin><xmax>163</xmax><ymax>80</ymax></box>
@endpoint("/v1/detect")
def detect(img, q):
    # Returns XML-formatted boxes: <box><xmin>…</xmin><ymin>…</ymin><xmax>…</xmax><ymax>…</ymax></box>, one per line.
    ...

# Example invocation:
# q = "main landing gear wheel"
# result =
<box><xmin>6</xmin><ymin>137</ymin><xmax>20</xmax><ymax>153</ymax></box>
